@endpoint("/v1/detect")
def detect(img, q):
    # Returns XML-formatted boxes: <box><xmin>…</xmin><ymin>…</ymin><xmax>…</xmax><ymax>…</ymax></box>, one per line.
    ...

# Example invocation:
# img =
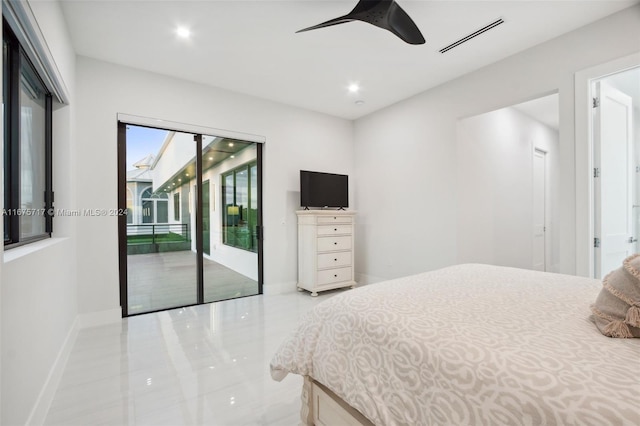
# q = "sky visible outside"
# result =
<box><xmin>126</xmin><ymin>125</ymin><xmax>169</xmax><ymax>171</ymax></box>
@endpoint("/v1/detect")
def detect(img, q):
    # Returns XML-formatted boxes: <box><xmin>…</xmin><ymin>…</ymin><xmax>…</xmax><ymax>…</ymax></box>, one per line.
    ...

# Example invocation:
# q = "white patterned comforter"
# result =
<box><xmin>270</xmin><ymin>264</ymin><xmax>640</xmax><ymax>426</ymax></box>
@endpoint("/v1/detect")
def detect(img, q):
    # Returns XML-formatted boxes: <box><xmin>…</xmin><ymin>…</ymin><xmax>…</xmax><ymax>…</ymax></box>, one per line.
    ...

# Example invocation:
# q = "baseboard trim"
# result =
<box><xmin>26</xmin><ymin>308</ymin><xmax>122</xmax><ymax>425</ymax></box>
<box><xmin>263</xmin><ymin>280</ymin><xmax>297</xmax><ymax>295</ymax></box>
<box><xmin>25</xmin><ymin>316</ymin><xmax>79</xmax><ymax>426</ymax></box>
<box><xmin>355</xmin><ymin>272</ymin><xmax>385</xmax><ymax>286</ymax></box>
<box><xmin>77</xmin><ymin>308</ymin><xmax>122</xmax><ymax>329</ymax></box>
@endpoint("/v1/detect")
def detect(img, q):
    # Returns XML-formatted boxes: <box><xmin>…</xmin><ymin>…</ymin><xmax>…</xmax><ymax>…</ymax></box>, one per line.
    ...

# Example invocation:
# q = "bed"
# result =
<box><xmin>270</xmin><ymin>264</ymin><xmax>640</xmax><ymax>426</ymax></box>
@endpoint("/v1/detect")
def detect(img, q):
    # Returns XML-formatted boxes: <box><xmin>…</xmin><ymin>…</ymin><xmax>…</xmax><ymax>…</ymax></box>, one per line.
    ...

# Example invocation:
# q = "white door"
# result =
<box><xmin>533</xmin><ymin>149</ymin><xmax>546</xmax><ymax>271</ymax></box>
<box><xmin>594</xmin><ymin>81</ymin><xmax>634</xmax><ymax>278</ymax></box>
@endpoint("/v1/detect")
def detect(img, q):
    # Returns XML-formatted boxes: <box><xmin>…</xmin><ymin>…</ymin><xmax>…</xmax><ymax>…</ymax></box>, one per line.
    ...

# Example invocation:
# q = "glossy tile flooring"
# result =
<box><xmin>44</xmin><ymin>290</ymin><xmax>341</xmax><ymax>425</ymax></box>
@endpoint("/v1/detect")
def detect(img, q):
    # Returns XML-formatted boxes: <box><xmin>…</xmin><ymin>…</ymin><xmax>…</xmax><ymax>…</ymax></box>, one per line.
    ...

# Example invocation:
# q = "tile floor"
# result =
<box><xmin>44</xmin><ymin>290</ymin><xmax>343</xmax><ymax>425</ymax></box>
<box><xmin>127</xmin><ymin>251</ymin><xmax>259</xmax><ymax>315</ymax></box>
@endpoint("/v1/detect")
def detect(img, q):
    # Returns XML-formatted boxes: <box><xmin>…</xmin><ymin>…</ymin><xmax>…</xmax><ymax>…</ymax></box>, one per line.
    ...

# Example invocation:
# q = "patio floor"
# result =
<box><xmin>127</xmin><ymin>250</ymin><xmax>258</xmax><ymax>315</ymax></box>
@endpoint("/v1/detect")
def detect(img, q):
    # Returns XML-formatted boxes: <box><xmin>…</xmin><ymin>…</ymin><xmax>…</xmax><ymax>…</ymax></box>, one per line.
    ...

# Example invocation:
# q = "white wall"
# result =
<box><xmin>0</xmin><ymin>1</ymin><xmax>78</xmax><ymax>424</ymax></box>
<box><xmin>456</xmin><ymin>106</ymin><xmax>560</xmax><ymax>271</ymax></box>
<box><xmin>151</xmin><ymin>131</ymin><xmax>193</xmax><ymax>191</ymax></box>
<box><xmin>353</xmin><ymin>5</ymin><xmax>640</xmax><ymax>282</ymax></box>
<box><xmin>74</xmin><ymin>55</ymin><xmax>355</xmax><ymax>316</ymax></box>
<box><xmin>353</xmin><ymin>96</ymin><xmax>458</xmax><ymax>283</ymax></box>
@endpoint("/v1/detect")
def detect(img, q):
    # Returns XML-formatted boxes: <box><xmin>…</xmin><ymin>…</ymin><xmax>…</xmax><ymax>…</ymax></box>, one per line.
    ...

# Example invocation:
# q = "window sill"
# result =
<box><xmin>3</xmin><ymin>237</ymin><xmax>69</xmax><ymax>263</ymax></box>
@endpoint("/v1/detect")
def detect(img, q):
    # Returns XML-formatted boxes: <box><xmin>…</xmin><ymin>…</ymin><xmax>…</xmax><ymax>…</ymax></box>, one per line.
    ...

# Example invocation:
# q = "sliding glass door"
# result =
<box><xmin>202</xmin><ymin>138</ymin><xmax>260</xmax><ymax>303</ymax></box>
<box><xmin>118</xmin><ymin>123</ymin><xmax>262</xmax><ymax>316</ymax></box>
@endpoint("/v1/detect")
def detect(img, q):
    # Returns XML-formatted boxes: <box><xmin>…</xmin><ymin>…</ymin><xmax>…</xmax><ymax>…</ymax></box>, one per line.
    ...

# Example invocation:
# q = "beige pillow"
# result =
<box><xmin>591</xmin><ymin>254</ymin><xmax>640</xmax><ymax>338</ymax></box>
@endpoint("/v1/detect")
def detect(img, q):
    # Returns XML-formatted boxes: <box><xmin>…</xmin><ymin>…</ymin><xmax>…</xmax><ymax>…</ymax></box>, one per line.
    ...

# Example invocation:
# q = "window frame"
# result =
<box><xmin>221</xmin><ymin>160</ymin><xmax>257</xmax><ymax>252</ymax></box>
<box><xmin>3</xmin><ymin>20</ymin><xmax>54</xmax><ymax>248</ymax></box>
<box><xmin>126</xmin><ymin>187</ymin><xmax>133</xmax><ymax>224</ymax></box>
<box><xmin>173</xmin><ymin>192</ymin><xmax>180</xmax><ymax>221</ymax></box>
<box><xmin>140</xmin><ymin>186</ymin><xmax>168</xmax><ymax>224</ymax></box>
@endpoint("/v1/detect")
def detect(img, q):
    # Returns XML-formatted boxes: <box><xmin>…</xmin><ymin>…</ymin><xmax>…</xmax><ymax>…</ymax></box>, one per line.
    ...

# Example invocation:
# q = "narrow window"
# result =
<box><xmin>141</xmin><ymin>187</ymin><xmax>155</xmax><ymax>224</ymax></box>
<box><xmin>173</xmin><ymin>192</ymin><xmax>180</xmax><ymax>221</ymax></box>
<box><xmin>3</xmin><ymin>20</ymin><xmax>53</xmax><ymax>247</ymax></box>
<box><xmin>222</xmin><ymin>161</ymin><xmax>257</xmax><ymax>252</ymax></box>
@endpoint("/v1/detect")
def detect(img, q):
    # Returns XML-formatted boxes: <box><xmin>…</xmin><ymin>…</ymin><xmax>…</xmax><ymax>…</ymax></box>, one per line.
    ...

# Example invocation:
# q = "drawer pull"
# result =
<box><xmin>334</xmin><ymin>228</ymin><xmax>337</xmax><ymax>231</ymax></box>
<box><xmin>334</xmin><ymin>242</ymin><xmax>337</xmax><ymax>245</ymax></box>
<box><xmin>316</xmin><ymin>267</ymin><xmax>353</xmax><ymax>286</ymax></box>
<box><xmin>334</xmin><ymin>258</ymin><xmax>337</xmax><ymax>261</ymax></box>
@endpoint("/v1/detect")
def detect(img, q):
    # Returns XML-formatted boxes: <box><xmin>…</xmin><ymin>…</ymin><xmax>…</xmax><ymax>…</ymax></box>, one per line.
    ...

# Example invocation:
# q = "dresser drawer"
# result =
<box><xmin>317</xmin><ymin>236</ymin><xmax>352</xmax><ymax>252</ymax></box>
<box><xmin>317</xmin><ymin>225</ymin><xmax>352</xmax><ymax>236</ymax></box>
<box><xmin>317</xmin><ymin>252</ymin><xmax>351</xmax><ymax>269</ymax></box>
<box><xmin>317</xmin><ymin>267</ymin><xmax>352</xmax><ymax>286</ymax></box>
<box><xmin>317</xmin><ymin>215</ymin><xmax>353</xmax><ymax>225</ymax></box>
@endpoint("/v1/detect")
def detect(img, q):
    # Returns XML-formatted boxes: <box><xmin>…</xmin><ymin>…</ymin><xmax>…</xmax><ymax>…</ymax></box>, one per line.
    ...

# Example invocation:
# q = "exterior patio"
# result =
<box><xmin>124</xmin><ymin>130</ymin><xmax>260</xmax><ymax>315</ymax></box>
<box><xmin>127</xmin><ymin>251</ymin><xmax>259</xmax><ymax>315</ymax></box>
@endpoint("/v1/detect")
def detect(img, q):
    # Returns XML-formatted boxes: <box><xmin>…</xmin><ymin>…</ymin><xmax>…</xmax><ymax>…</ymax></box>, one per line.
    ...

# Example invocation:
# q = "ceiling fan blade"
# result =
<box><xmin>348</xmin><ymin>0</ymin><xmax>393</xmax><ymax>15</ymax></box>
<box><xmin>383</xmin><ymin>1</ymin><xmax>425</xmax><ymax>45</ymax></box>
<box><xmin>296</xmin><ymin>0</ymin><xmax>424</xmax><ymax>45</ymax></box>
<box><xmin>296</xmin><ymin>16</ymin><xmax>355</xmax><ymax>34</ymax></box>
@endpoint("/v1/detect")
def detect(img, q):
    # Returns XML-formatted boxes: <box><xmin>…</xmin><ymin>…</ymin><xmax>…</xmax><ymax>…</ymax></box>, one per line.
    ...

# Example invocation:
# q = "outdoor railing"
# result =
<box><xmin>127</xmin><ymin>223</ymin><xmax>190</xmax><ymax>244</ymax></box>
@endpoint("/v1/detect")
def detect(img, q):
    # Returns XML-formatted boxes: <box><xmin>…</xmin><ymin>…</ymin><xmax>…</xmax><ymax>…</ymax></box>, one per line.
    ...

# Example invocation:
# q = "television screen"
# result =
<box><xmin>300</xmin><ymin>170</ymin><xmax>349</xmax><ymax>208</ymax></box>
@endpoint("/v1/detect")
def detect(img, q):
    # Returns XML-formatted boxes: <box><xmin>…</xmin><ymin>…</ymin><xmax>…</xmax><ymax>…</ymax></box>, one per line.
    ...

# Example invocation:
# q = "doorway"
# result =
<box><xmin>456</xmin><ymin>93</ymin><xmax>559</xmax><ymax>271</ymax></box>
<box><xmin>592</xmin><ymin>66</ymin><xmax>639</xmax><ymax>278</ymax></box>
<box><xmin>118</xmin><ymin>122</ymin><xmax>263</xmax><ymax>316</ymax></box>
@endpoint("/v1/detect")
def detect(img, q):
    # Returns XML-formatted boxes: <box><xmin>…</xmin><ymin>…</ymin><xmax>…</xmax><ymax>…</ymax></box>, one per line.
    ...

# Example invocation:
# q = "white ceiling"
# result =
<box><xmin>59</xmin><ymin>0</ymin><xmax>638</xmax><ymax>120</ymax></box>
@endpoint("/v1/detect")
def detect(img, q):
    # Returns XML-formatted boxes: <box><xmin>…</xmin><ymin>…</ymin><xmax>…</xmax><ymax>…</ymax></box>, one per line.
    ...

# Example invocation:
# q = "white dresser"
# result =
<box><xmin>296</xmin><ymin>210</ymin><xmax>357</xmax><ymax>296</ymax></box>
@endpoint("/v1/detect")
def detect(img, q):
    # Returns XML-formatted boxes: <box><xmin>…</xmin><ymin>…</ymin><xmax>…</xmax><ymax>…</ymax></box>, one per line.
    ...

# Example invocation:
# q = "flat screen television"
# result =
<box><xmin>300</xmin><ymin>170</ymin><xmax>349</xmax><ymax>209</ymax></box>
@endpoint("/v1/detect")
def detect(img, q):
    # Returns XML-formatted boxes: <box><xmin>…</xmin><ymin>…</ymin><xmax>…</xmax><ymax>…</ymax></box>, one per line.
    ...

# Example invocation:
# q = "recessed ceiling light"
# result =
<box><xmin>228</xmin><ymin>142</ymin><xmax>234</xmax><ymax>147</ymax></box>
<box><xmin>348</xmin><ymin>83</ymin><xmax>360</xmax><ymax>94</ymax></box>
<box><xmin>176</xmin><ymin>26</ymin><xmax>191</xmax><ymax>39</ymax></box>
<box><xmin>208</xmin><ymin>157</ymin><xmax>213</xmax><ymax>160</ymax></box>
<box><xmin>355</xmin><ymin>100</ymin><xmax>365</xmax><ymax>105</ymax></box>
<box><xmin>231</xmin><ymin>155</ymin><xmax>235</xmax><ymax>159</ymax></box>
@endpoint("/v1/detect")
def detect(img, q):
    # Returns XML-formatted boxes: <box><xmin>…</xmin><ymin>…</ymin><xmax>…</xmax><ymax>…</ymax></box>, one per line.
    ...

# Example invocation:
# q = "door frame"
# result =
<box><xmin>574</xmin><ymin>53</ymin><xmax>640</xmax><ymax>277</ymax></box>
<box><xmin>117</xmin><ymin>114</ymin><xmax>265</xmax><ymax>317</ymax></box>
<box><xmin>593</xmin><ymin>80</ymin><xmax>634</xmax><ymax>278</ymax></box>
<box><xmin>532</xmin><ymin>147</ymin><xmax>547</xmax><ymax>271</ymax></box>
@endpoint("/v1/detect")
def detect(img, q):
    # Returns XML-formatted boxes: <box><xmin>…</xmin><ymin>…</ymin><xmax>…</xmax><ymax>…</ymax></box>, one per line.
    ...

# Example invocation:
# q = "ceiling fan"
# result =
<box><xmin>296</xmin><ymin>0</ymin><xmax>425</xmax><ymax>45</ymax></box>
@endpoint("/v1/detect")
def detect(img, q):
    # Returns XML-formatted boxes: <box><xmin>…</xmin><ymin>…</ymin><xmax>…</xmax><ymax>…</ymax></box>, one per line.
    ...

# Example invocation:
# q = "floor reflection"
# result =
<box><xmin>44</xmin><ymin>290</ymin><xmax>347</xmax><ymax>425</ymax></box>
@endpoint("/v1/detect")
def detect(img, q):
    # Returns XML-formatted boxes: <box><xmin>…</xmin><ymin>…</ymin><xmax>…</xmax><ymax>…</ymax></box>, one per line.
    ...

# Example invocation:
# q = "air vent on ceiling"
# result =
<box><xmin>439</xmin><ymin>18</ymin><xmax>504</xmax><ymax>54</ymax></box>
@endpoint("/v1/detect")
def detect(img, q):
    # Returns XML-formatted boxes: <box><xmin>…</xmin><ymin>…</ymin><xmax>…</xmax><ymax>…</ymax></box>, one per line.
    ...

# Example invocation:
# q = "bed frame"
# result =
<box><xmin>301</xmin><ymin>376</ymin><xmax>374</xmax><ymax>426</ymax></box>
